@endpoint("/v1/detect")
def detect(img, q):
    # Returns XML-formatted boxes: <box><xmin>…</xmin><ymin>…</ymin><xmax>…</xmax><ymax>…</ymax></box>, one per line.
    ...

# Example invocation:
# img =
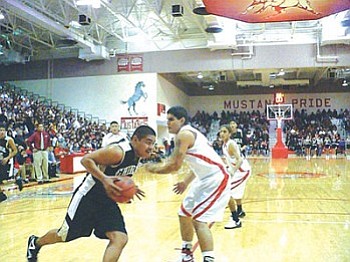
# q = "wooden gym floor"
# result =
<box><xmin>0</xmin><ymin>157</ymin><xmax>349</xmax><ymax>262</ymax></box>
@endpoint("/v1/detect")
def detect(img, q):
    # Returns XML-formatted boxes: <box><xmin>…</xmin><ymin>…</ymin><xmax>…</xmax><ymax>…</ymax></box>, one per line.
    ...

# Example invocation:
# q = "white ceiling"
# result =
<box><xmin>0</xmin><ymin>1</ymin><xmax>349</xmax><ymax>95</ymax></box>
<box><xmin>1</xmin><ymin>1</ymin><xmax>348</xmax><ymax>59</ymax></box>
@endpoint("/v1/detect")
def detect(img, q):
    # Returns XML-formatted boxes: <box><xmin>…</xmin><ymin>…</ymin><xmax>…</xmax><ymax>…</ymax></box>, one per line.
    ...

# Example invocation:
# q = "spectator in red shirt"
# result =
<box><xmin>26</xmin><ymin>122</ymin><xmax>51</xmax><ymax>183</ymax></box>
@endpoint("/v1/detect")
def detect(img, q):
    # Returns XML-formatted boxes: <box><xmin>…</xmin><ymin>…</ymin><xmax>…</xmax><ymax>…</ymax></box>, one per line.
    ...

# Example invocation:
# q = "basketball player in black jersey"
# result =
<box><xmin>0</xmin><ymin>122</ymin><xmax>19</xmax><ymax>202</ymax></box>
<box><xmin>229</xmin><ymin>121</ymin><xmax>248</xmax><ymax>217</ymax></box>
<box><xmin>26</xmin><ymin>125</ymin><xmax>156</xmax><ymax>262</ymax></box>
<box><xmin>230</xmin><ymin>121</ymin><xmax>247</xmax><ymax>156</ymax></box>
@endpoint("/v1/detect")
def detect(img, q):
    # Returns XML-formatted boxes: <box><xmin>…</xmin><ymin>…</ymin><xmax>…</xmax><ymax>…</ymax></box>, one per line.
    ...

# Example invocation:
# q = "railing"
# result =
<box><xmin>4</xmin><ymin>83</ymin><xmax>106</xmax><ymax>127</ymax></box>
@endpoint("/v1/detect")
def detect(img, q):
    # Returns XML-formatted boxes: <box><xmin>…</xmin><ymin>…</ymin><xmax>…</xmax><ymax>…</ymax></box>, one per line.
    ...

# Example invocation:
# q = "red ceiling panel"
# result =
<box><xmin>203</xmin><ymin>0</ymin><xmax>350</xmax><ymax>23</ymax></box>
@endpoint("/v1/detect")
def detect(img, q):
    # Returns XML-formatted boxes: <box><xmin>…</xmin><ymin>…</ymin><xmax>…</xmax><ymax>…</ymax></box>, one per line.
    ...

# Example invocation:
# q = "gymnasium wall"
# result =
<box><xmin>11</xmin><ymin>73</ymin><xmax>158</xmax><ymax>126</ymax></box>
<box><xmin>8</xmin><ymin>74</ymin><xmax>350</xmax><ymax>145</ymax></box>
<box><xmin>1</xmin><ymin>44</ymin><xmax>349</xmax><ymax>80</ymax></box>
<box><xmin>10</xmin><ymin>73</ymin><xmax>188</xmax><ymax>143</ymax></box>
<box><xmin>187</xmin><ymin>92</ymin><xmax>350</xmax><ymax>116</ymax></box>
<box><xmin>156</xmin><ymin>75</ymin><xmax>188</xmax><ymax>140</ymax></box>
<box><xmin>10</xmin><ymin>76</ymin><xmax>350</xmax><ymax>120</ymax></box>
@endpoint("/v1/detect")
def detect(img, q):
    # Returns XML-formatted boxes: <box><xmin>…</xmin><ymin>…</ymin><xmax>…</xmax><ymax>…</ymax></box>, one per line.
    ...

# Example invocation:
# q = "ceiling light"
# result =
<box><xmin>69</xmin><ymin>21</ymin><xmax>82</xmax><ymax>28</ymax></box>
<box><xmin>76</xmin><ymin>0</ymin><xmax>100</xmax><ymax>8</ymax></box>
<box><xmin>197</xmin><ymin>72</ymin><xmax>203</xmax><ymax>79</ymax></box>
<box><xmin>208</xmin><ymin>85</ymin><xmax>214</xmax><ymax>90</ymax></box>
<box><xmin>278</xmin><ymin>69</ymin><xmax>285</xmax><ymax>76</ymax></box>
<box><xmin>0</xmin><ymin>13</ymin><xmax>4</xmax><ymax>20</ymax></box>
<box><xmin>342</xmin><ymin>80</ymin><xmax>348</xmax><ymax>87</ymax></box>
<box><xmin>193</xmin><ymin>6</ymin><xmax>209</xmax><ymax>15</ymax></box>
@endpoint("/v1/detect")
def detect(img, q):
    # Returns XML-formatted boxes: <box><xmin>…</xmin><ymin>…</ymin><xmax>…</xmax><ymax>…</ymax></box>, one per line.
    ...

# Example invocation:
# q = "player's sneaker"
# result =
<box><xmin>224</xmin><ymin>219</ymin><xmax>242</xmax><ymax>229</ymax></box>
<box><xmin>16</xmin><ymin>177</ymin><xmax>23</xmax><ymax>191</ymax></box>
<box><xmin>27</xmin><ymin>235</ymin><xmax>41</xmax><ymax>261</ymax></box>
<box><xmin>0</xmin><ymin>192</ymin><xmax>7</xmax><ymax>203</ymax></box>
<box><xmin>178</xmin><ymin>248</ymin><xmax>194</xmax><ymax>262</ymax></box>
<box><xmin>204</xmin><ymin>256</ymin><xmax>215</xmax><ymax>262</ymax></box>
<box><xmin>238</xmin><ymin>211</ymin><xmax>246</xmax><ymax>218</ymax></box>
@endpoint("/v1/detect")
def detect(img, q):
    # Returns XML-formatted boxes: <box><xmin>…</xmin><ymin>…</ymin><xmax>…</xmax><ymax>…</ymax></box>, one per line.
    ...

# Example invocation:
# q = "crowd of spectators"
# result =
<box><xmin>189</xmin><ymin>107</ymin><xmax>349</xmax><ymax>158</ymax></box>
<box><xmin>0</xmin><ymin>83</ymin><xmax>110</xmax><ymax>182</ymax></box>
<box><xmin>190</xmin><ymin>109</ymin><xmax>270</xmax><ymax>156</ymax></box>
<box><xmin>284</xmin><ymin>108</ymin><xmax>350</xmax><ymax>157</ymax></box>
<box><xmin>1</xmin><ymin>82</ymin><xmax>349</xmax><ymax>184</ymax></box>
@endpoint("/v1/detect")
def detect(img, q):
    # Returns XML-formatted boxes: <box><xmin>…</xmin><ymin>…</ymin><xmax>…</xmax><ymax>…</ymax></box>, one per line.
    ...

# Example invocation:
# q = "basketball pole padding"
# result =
<box><xmin>271</xmin><ymin>117</ymin><xmax>289</xmax><ymax>159</ymax></box>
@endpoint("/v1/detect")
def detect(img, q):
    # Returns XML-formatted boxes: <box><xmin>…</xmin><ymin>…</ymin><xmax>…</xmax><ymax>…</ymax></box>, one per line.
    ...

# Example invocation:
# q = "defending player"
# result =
<box><xmin>26</xmin><ymin>125</ymin><xmax>156</xmax><ymax>262</ymax></box>
<box><xmin>219</xmin><ymin>124</ymin><xmax>251</xmax><ymax>229</ymax></box>
<box><xmin>146</xmin><ymin>106</ymin><xmax>230</xmax><ymax>262</ymax></box>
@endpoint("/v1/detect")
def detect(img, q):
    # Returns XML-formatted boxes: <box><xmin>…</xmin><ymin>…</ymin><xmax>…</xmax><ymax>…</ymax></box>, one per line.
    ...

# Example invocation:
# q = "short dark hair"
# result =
<box><xmin>0</xmin><ymin>122</ymin><xmax>7</xmax><ymax>129</ymax></box>
<box><xmin>132</xmin><ymin>125</ymin><xmax>156</xmax><ymax>139</ymax></box>
<box><xmin>110</xmin><ymin>121</ymin><xmax>119</xmax><ymax>126</ymax></box>
<box><xmin>167</xmin><ymin>106</ymin><xmax>189</xmax><ymax>124</ymax></box>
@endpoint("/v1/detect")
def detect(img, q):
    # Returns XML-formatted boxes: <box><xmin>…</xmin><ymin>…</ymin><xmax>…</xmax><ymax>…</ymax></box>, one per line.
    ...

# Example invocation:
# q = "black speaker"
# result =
<box><xmin>172</xmin><ymin>5</ymin><xmax>183</xmax><ymax>17</ymax></box>
<box><xmin>79</xmin><ymin>14</ymin><xmax>91</xmax><ymax>26</ymax></box>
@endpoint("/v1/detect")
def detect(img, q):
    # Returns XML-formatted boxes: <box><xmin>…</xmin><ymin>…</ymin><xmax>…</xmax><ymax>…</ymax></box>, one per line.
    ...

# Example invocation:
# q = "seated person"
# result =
<box><xmin>54</xmin><ymin>143</ymin><xmax>68</xmax><ymax>173</ymax></box>
<box><xmin>48</xmin><ymin>146</ymin><xmax>59</xmax><ymax>178</ymax></box>
<box><xmin>15</xmin><ymin>145</ymin><xmax>34</xmax><ymax>183</ymax></box>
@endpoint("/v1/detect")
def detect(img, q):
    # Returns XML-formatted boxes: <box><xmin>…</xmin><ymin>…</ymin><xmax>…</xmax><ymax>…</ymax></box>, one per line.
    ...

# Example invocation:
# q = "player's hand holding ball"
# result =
<box><xmin>106</xmin><ymin>176</ymin><xmax>143</xmax><ymax>203</ymax></box>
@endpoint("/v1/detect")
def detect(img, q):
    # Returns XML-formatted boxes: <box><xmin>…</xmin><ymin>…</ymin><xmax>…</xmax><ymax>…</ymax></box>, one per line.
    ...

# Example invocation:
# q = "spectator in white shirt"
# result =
<box><xmin>101</xmin><ymin>121</ymin><xmax>127</xmax><ymax>148</ymax></box>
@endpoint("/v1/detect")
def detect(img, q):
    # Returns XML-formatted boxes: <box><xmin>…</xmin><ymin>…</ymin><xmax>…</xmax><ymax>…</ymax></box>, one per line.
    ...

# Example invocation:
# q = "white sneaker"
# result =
<box><xmin>177</xmin><ymin>248</ymin><xmax>194</xmax><ymax>262</ymax></box>
<box><xmin>224</xmin><ymin>219</ymin><xmax>242</xmax><ymax>229</ymax></box>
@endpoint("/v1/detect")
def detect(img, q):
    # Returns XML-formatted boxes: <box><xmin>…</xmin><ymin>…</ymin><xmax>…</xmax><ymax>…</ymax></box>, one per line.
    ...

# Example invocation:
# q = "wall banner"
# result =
<box><xmin>117</xmin><ymin>55</ymin><xmax>143</xmax><ymax>72</ymax></box>
<box><xmin>120</xmin><ymin>116</ymin><xmax>148</xmax><ymax>130</ymax></box>
<box><xmin>117</xmin><ymin>55</ymin><xmax>130</xmax><ymax>72</ymax></box>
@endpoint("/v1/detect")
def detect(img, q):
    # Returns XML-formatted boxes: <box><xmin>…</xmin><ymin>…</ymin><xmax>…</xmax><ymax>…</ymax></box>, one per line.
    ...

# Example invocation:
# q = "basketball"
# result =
<box><xmin>113</xmin><ymin>177</ymin><xmax>137</xmax><ymax>203</ymax></box>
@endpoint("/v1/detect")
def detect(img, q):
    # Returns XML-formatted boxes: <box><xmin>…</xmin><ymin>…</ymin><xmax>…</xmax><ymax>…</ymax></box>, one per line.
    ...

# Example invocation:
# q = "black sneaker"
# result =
<box><xmin>238</xmin><ymin>211</ymin><xmax>246</xmax><ymax>218</ymax></box>
<box><xmin>27</xmin><ymin>235</ymin><xmax>41</xmax><ymax>261</ymax></box>
<box><xmin>16</xmin><ymin>177</ymin><xmax>23</xmax><ymax>191</ymax></box>
<box><xmin>0</xmin><ymin>192</ymin><xmax>7</xmax><ymax>203</ymax></box>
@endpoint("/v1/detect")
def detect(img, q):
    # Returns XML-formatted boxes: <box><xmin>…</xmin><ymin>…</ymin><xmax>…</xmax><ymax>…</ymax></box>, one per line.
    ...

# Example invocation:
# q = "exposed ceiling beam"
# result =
<box><xmin>1</xmin><ymin>0</ymin><xmax>98</xmax><ymax>51</ymax></box>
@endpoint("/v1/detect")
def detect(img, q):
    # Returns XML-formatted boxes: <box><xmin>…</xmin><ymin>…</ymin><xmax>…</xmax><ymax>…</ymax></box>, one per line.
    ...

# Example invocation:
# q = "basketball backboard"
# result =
<box><xmin>267</xmin><ymin>104</ymin><xmax>293</xmax><ymax>121</ymax></box>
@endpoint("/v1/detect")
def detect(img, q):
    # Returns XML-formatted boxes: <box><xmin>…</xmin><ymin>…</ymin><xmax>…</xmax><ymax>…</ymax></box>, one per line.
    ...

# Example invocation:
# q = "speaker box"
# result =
<box><xmin>172</xmin><ymin>5</ymin><xmax>183</xmax><ymax>17</ymax></box>
<box><xmin>79</xmin><ymin>14</ymin><xmax>91</xmax><ymax>26</ymax></box>
<box><xmin>329</xmin><ymin>71</ymin><xmax>336</xmax><ymax>78</ymax></box>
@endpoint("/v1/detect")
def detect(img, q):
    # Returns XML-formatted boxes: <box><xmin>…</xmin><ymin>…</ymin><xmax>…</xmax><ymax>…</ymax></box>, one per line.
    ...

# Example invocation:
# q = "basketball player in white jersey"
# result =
<box><xmin>146</xmin><ymin>106</ymin><xmax>230</xmax><ymax>262</ymax></box>
<box><xmin>219</xmin><ymin>124</ymin><xmax>251</xmax><ymax>229</ymax></box>
<box><xmin>346</xmin><ymin>136</ymin><xmax>350</xmax><ymax>160</ymax></box>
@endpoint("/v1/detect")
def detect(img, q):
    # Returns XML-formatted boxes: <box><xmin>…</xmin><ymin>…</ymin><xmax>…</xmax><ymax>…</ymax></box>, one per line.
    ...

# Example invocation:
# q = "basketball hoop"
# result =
<box><xmin>267</xmin><ymin>104</ymin><xmax>293</xmax><ymax>123</ymax></box>
<box><xmin>266</xmin><ymin>104</ymin><xmax>293</xmax><ymax>159</ymax></box>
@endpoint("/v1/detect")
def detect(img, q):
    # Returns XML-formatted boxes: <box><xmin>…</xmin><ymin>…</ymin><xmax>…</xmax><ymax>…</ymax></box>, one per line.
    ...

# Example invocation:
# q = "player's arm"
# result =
<box><xmin>146</xmin><ymin>130</ymin><xmax>194</xmax><ymax>174</ymax></box>
<box><xmin>228</xmin><ymin>141</ymin><xmax>243</xmax><ymax>174</ymax></box>
<box><xmin>81</xmin><ymin>145</ymin><xmax>124</xmax><ymax>198</ymax></box>
<box><xmin>3</xmin><ymin>138</ymin><xmax>18</xmax><ymax>164</ymax></box>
